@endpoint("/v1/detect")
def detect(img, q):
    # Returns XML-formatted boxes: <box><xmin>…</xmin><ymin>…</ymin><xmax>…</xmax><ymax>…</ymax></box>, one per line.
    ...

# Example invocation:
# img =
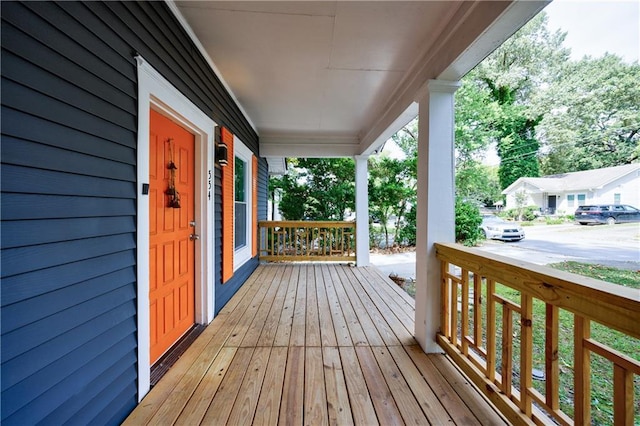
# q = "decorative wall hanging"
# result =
<box><xmin>165</xmin><ymin>138</ymin><xmax>181</xmax><ymax>208</ymax></box>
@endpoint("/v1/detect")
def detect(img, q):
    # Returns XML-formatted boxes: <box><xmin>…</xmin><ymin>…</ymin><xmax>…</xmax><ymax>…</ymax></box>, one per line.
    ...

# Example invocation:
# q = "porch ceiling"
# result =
<box><xmin>173</xmin><ymin>1</ymin><xmax>547</xmax><ymax>158</ymax></box>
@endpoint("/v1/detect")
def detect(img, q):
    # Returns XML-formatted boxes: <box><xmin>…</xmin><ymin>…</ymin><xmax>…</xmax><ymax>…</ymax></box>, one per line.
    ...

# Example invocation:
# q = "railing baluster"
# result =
<box><xmin>545</xmin><ymin>303</ymin><xmax>559</xmax><ymax>411</ymax></box>
<box><xmin>487</xmin><ymin>279</ymin><xmax>496</xmax><ymax>383</ymax></box>
<box><xmin>501</xmin><ymin>301</ymin><xmax>513</xmax><ymax>397</ymax></box>
<box><xmin>441</xmin><ymin>261</ymin><xmax>450</xmax><ymax>339</ymax></box>
<box><xmin>613</xmin><ymin>364</ymin><xmax>634</xmax><ymax>426</ymax></box>
<box><xmin>520</xmin><ymin>293</ymin><xmax>533</xmax><ymax>416</ymax></box>
<box><xmin>451</xmin><ymin>270</ymin><xmax>458</xmax><ymax>347</ymax></box>
<box><xmin>473</xmin><ymin>274</ymin><xmax>482</xmax><ymax>352</ymax></box>
<box><xmin>574</xmin><ymin>315</ymin><xmax>591</xmax><ymax>425</ymax></box>
<box><xmin>461</xmin><ymin>269</ymin><xmax>469</xmax><ymax>355</ymax></box>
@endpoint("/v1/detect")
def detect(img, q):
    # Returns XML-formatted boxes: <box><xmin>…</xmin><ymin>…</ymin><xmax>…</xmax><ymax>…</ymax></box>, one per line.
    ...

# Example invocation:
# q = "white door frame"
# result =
<box><xmin>135</xmin><ymin>56</ymin><xmax>215</xmax><ymax>401</ymax></box>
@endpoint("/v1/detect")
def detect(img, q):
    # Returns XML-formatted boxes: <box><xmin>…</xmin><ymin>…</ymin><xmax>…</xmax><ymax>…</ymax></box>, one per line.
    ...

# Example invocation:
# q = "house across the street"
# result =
<box><xmin>502</xmin><ymin>163</ymin><xmax>640</xmax><ymax>214</ymax></box>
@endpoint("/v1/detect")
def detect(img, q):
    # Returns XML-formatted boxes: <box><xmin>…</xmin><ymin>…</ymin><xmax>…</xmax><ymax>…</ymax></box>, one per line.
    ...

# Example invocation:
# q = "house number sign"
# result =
<box><xmin>208</xmin><ymin>170</ymin><xmax>212</xmax><ymax>200</ymax></box>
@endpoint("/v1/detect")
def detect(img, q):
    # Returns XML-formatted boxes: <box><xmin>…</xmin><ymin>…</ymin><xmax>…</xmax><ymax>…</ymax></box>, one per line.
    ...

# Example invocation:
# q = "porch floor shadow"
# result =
<box><xmin>124</xmin><ymin>264</ymin><xmax>507</xmax><ymax>425</ymax></box>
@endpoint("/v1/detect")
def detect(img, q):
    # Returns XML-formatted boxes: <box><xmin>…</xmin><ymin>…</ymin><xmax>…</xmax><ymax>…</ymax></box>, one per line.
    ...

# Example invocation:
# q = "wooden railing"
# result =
<box><xmin>258</xmin><ymin>221</ymin><xmax>356</xmax><ymax>262</ymax></box>
<box><xmin>435</xmin><ymin>242</ymin><xmax>640</xmax><ymax>425</ymax></box>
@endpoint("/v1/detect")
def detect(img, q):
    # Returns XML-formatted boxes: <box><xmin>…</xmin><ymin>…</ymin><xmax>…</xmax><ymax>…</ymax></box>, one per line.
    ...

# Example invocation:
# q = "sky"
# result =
<box><xmin>543</xmin><ymin>0</ymin><xmax>640</xmax><ymax>63</ymax></box>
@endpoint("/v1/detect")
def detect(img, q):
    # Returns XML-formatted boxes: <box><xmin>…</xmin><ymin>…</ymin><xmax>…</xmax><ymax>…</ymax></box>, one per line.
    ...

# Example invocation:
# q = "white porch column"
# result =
<box><xmin>415</xmin><ymin>79</ymin><xmax>460</xmax><ymax>352</ymax></box>
<box><xmin>355</xmin><ymin>155</ymin><xmax>370</xmax><ymax>266</ymax></box>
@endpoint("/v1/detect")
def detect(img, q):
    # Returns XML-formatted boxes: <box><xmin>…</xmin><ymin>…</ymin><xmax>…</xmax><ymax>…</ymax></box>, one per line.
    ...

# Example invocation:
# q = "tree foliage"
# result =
<box><xmin>538</xmin><ymin>54</ymin><xmax>640</xmax><ymax>173</ymax></box>
<box><xmin>368</xmin><ymin>155</ymin><xmax>415</xmax><ymax>248</ymax></box>
<box><xmin>469</xmin><ymin>13</ymin><xmax>569</xmax><ymax>189</ymax></box>
<box><xmin>455</xmin><ymin>198</ymin><xmax>483</xmax><ymax>246</ymax></box>
<box><xmin>270</xmin><ymin>158</ymin><xmax>355</xmax><ymax>221</ymax></box>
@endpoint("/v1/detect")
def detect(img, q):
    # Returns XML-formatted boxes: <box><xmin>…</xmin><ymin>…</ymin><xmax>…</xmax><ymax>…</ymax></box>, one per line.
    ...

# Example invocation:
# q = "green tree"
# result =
<box><xmin>472</xmin><ymin>12</ymin><xmax>569</xmax><ymax>189</ymax></box>
<box><xmin>269</xmin><ymin>158</ymin><xmax>355</xmax><ymax>221</ymax></box>
<box><xmin>269</xmin><ymin>173</ymin><xmax>306</xmax><ymax>220</ymax></box>
<box><xmin>456</xmin><ymin>161</ymin><xmax>502</xmax><ymax>206</ymax></box>
<box><xmin>538</xmin><ymin>54</ymin><xmax>640</xmax><ymax>173</ymax></box>
<box><xmin>368</xmin><ymin>155</ymin><xmax>415</xmax><ymax>248</ymax></box>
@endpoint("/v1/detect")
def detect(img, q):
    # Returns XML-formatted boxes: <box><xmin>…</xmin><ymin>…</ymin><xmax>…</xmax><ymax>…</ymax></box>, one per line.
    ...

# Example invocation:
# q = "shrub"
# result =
<box><xmin>504</xmin><ymin>206</ymin><xmax>538</xmax><ymax>221</ymax></box>
<box><xmin>398</xmin><ymin>205</ymin><xmax>416</xmax><ymax>246</ymax></box>
<box><xmin>455</xmin><ymin>198</ymin><xmax>483</xmax><ymax>246</ymax></box>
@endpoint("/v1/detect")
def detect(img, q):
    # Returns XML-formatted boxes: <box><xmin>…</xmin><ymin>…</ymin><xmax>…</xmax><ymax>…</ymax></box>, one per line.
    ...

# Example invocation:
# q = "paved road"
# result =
<box><xmin>371</xmin><ymin>222</ymin><xmax>640</xmax><ymax>279</ymax></box>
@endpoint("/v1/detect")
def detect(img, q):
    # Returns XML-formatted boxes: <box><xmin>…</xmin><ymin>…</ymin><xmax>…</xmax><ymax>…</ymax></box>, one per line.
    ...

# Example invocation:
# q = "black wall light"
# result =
<box><xmin>216</xmin><ymin>142</ymin><xmax>228</xmax><ymax>167</ymax></box>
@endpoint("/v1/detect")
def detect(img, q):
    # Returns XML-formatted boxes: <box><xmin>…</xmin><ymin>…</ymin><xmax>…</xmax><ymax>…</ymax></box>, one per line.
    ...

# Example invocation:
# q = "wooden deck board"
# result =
<box><xmin>253</xmin><ymin>346</ymin><xmax>287</xmax><ymax>425</ymax></box>
<box><xmin>322</xmin><ymin>264</ymin><xmax>354</xmax><ymax>346</ymax></box>
<box><xmin>126</xmin><ymin>264</ymin><xmax>506</xmax><ymax>426</ymax></box>
<box><xmin>323</xmin><ymin>346</ymin><xmax>354</xmax><ymax>425</ymax></box>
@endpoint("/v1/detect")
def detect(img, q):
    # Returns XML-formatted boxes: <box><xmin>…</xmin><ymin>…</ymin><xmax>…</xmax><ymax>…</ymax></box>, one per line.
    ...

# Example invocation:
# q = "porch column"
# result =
<box><xmin>355</xmin><ymin>155</ymin><xmax>370</xmax><ymax>266</ymax></box>
<box><xmin>415</xmin><ymin>79</ymin><xmax>460</xmax><ymax>352</ymax></box>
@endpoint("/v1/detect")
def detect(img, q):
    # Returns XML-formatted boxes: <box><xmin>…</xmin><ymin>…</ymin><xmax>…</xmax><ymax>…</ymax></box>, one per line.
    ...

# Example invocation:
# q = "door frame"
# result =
<box><xmin>136</xmin><ymin>56</ymin><xmax>215</xmax><ymax>401</ymax></box>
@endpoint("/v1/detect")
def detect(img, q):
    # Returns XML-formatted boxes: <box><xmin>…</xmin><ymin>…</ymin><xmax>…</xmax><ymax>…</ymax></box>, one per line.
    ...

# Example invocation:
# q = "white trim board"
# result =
<box><xmin>233</xmin><ymin>136</ymin><xmax>253</xmax><ymax>271</ymax></box>
<box><xmin>135</xmin><ymin>56</ymin><xmax>215</xmax><ymax>401</ymax></box>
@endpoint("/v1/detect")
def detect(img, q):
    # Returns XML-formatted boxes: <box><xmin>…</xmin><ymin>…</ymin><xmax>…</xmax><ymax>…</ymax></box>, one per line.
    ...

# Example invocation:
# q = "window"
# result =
<box><xmin>567</xmin><ymin>194</ymin><xmax>575</xmax><ymax>208</ymax></box>
<box><xmin>614</xmin><ymin>193</ymin><xmax>621</xmax><ymax>205</ymax></box>
<box><xmin>235</xmin><ymin>158</ymin><xmax>247</xmax><ymax>249</ymax></box>
<box><xmin>577</xmin><ymin>194</ymin><xmax>586</xmax><ymax>205</ymax></box>
<box><xmin>233</xmin><ymin>138</ymin><xmax>252</xmax><ymax>269</ymax></box>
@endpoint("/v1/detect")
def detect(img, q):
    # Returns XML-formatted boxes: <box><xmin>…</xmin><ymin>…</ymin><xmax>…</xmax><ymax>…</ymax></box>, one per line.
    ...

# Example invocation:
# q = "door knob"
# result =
<box><xmin>190</xmin><ymin>233</ymin><xmax>200</xmax><ymax>241</ymax></box>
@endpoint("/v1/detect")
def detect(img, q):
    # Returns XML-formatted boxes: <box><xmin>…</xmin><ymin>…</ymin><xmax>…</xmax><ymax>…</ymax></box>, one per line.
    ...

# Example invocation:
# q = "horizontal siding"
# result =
<box><xmin>1</xmin><ymin>0</ymin><xmax>259</xmax><ymax>424</ymax></box>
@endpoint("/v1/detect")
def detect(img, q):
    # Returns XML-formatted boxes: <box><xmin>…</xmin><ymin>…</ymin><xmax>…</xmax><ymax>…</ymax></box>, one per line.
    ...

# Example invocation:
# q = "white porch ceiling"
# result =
<box><xmin>173</xmin><ymin>1</ymin><xmax>547</xmax><ymax>158</ymax></box>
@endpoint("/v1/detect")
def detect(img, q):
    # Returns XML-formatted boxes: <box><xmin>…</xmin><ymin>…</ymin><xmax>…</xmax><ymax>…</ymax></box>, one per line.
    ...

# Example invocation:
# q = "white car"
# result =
<box><xmin>480</xmin><ymin>215</ymin><xmax>525</xmax><ymax>241</ymax></box>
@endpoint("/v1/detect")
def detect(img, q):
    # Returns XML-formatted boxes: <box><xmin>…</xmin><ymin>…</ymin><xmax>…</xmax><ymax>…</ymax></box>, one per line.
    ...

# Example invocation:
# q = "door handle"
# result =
<box><xmin>190</xmin><ymin>233</ymin><xmax>200</xmax><ymax>241</ymax></box>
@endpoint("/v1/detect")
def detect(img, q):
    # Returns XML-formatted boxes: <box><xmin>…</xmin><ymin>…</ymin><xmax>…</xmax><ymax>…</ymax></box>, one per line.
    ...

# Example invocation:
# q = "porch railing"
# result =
<box><xmin>258</xmin><ymin>221</ymin><xmax>356</xmax><ymax>262</ymax></box>
<box><xmin>435</xmin><ymin>242</ymin><xmax>640</xmax><ymax>425</ymax></box>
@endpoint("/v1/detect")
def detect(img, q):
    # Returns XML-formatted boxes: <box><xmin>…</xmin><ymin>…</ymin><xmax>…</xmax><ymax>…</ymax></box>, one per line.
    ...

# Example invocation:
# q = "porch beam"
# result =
<box><xmin>355</xmin><ymin>155</ymin><xmax>370</xmax><ymax>267</ymax></box>
<box><xmin>415</xmin><ymin>79</ymin><xmax>460</xmax><ymax>353</ymax></box>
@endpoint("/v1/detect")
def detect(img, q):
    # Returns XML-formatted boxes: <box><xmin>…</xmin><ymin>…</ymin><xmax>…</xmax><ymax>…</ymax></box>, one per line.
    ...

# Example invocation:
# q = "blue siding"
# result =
<box><xmin>1</xmin><ymin>1</ymin><xmax>259</xmax><ymax>424</ymax></box>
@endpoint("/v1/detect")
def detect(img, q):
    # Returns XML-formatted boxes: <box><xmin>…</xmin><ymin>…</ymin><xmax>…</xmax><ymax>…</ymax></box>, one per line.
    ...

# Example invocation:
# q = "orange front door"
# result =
<box><xmin>149</xmin><ymin>109</ymin><xmax>196</xmax><ymax>365</ymax></box>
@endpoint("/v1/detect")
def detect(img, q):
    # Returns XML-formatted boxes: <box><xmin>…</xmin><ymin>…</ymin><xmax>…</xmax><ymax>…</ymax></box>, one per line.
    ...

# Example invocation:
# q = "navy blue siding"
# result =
<box><xmin>1</xmin><ymin>1</ymin><xmax>258</xmax><ymax>425</ymax></box>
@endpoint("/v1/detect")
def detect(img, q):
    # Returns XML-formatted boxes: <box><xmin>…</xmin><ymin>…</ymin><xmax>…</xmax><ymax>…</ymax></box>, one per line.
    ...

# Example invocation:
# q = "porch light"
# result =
<box><xmin>216</xmin><ymin>143</ymin><xmax>228</xmax><ymax>167</ymax></box>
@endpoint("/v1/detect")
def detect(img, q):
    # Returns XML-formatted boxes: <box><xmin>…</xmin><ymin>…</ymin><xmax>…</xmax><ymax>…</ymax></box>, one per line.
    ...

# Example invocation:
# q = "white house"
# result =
<box><xmin>502</xmin><ymin>163</ymin><xmax>640</xmax><ymax>214</ymax></box>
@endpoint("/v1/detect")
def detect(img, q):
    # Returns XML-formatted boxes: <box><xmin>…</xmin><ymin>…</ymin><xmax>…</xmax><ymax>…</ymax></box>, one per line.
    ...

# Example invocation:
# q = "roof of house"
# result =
<box><xmin>502</xmin><ymin>163</ymin><xmax>640</xmax><ymax>194</ymax></box>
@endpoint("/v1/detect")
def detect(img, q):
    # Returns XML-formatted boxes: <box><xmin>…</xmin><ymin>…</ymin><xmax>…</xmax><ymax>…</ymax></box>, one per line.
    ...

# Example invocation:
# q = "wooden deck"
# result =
<box><xmin>125</xmin><ymin>264</ymin><xmax>506</xmax><ymax>425</ymax></box>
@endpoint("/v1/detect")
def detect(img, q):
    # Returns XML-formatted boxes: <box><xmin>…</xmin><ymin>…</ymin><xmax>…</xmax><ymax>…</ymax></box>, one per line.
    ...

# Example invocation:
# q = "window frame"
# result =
<box><xmin>233</xmin><ymin>136</ymin><xmax>253</xmax><ymax>270</ymax></box>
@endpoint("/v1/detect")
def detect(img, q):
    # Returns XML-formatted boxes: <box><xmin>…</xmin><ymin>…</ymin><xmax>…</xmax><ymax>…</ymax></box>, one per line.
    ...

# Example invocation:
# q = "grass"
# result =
<box><xmin>399</xmin><ymin>261</ymin><xmax>640</xmax><ymax>424</ymax></box>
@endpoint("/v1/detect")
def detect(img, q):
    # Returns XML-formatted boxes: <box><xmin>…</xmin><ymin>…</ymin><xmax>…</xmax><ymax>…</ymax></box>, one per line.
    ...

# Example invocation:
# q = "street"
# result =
<box><xmin>371</xmin><ymin>222</ymin><xmax>640</xmax><ymax>279</ymax></box>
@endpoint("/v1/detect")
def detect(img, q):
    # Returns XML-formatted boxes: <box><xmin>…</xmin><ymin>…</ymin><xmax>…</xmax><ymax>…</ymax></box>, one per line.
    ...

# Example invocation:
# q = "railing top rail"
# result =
<box><xmin>435</xmin><ymin>242</ymin><xmax>640</xmax><ymax>339</ymax></box>
<box><xmin>259</xmin><ymin>220</ymin><xmax>355</xmax><ymax>227</ymax></box>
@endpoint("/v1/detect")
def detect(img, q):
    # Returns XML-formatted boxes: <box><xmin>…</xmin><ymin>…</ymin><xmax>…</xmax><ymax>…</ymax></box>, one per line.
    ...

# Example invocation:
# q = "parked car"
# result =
<box><xmin>574</xmin><ymin>204</ymin><xmax>640</xmax><ymax>225</ymax></box>
<box><xmin>480</xmin><ymin>215</ymin><xmax>525</xmax><ymax>241</ymax></box>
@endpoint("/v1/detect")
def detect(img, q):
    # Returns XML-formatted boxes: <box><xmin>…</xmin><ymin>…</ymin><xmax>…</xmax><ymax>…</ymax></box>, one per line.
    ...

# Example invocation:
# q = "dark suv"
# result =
<box><xmin>574</xmin><ymin>204</ymin><xmax>640</xmax><ymax>225</ymax></box>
